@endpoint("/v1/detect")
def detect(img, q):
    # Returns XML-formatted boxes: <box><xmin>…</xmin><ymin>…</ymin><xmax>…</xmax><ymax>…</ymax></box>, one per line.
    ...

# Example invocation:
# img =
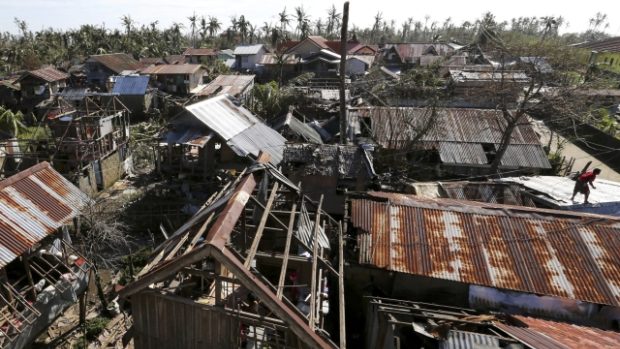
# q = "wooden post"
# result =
<box><xmin>308</xmin><ymin>195</ymin><xmax>323</xmax><ymax>328</ymax></box>
<box><xmin>339</xmin><ymin>1</ymin><xmax>350</xmax><ymax>145</ymax></box>
<box><xmin>277</xmin><ymin>204</ymin><xmax>297</xmax><ymax>300</ymax></box>
<box><xmin>23</xmin><ymin>256</ymin><xmax>37</xmax><ymax>300</ymax></box>
<box><xmin>338</xmin><ymin>221</ymin><xmax>347</xmax><ymax>349</ymax></box>
<box><xmin>244</xmin><ymin>182</ymin><xmax>280</xmax><ymax>269</ymax></box>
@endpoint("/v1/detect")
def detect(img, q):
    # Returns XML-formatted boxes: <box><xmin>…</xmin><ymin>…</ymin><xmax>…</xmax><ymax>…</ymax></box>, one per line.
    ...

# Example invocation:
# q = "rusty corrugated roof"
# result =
<box><xmin>496</xmin><ymin>315</ymin><xmax>620</xmax><ymax>349</ymax></box>
<box><xmin>141</xmin><ymin>64</ymin><xmax>203</xmax><ymax>75</ymax></box>
<box><xmin>0</xmin><ymin>162</ymin><xmax>89</xmax><ymax>268</ymax></box>
<box><xmin>351</xmin><ymin>193</ymin><xmax>620</xmax><ymax>306</ymax></box>
<box><xmin>87</xmin><ymin>53</ymin><xmax>140</xmax><ymax>73</ymax></box>
<box><xmin>26</xmin><ymin>67</ymin><xmax>69</xmax><ymax>82</ymax></box>
<box><xmin>182</xmin><ymin>47</ymin><xmax>218</xmax><ymax>56</ymax></box>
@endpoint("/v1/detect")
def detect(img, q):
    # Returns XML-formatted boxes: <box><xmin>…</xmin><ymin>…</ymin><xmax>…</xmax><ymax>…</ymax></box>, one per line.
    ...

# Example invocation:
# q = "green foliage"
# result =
<box><xmin>0</xmin><ymin>106</ymin><xmax>26</xmax><ymax>136</ymax></box>
<box><xmin>250</xmin><ymin>81</ymin><xmax>297</xmax><ymax>120</ymax></box>
<box><xmin>85</xmin><ymin>317</ymin><xmax>110</xmax><ymax>340</ymax></box>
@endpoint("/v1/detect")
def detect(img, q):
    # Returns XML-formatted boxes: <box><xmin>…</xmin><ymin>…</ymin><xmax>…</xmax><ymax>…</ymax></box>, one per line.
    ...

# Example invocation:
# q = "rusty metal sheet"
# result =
<box><xmin>26</xmin><ymin>67</ymin><xmax>69</xmax><ymax>82</ymax></box>
<box><xmin>141</xmin><ymin>64</ymin><xmax>203</xmax><ymax>75</ymax></box>
<box><xmin>0</xmin><ymin>162</ymin><xmax>89</xmax><ymax>268</ymax></box>
<box><xmin>351</xmin><ymin>194</ymin><xmax>620</xmax><ymax>306</ymax></box>
<box><xmin>87</xmin><ymin>53</ymin><xmax>140</xmax><ymax>74</ymax></box>
<box><xmin>496</xmin><ymin>315</ymin><xmax>620</xmax><ymax>349</ymax></box>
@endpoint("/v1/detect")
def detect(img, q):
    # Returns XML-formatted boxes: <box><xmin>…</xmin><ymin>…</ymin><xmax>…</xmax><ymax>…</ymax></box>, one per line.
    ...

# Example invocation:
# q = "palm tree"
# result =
<box><xmin>326</xmin><ymin>5</ymin><xmax>341</xmax><ymax>39</ymax></box>
<box><xmin>199</xmin><ymin>17</ymin><xmax>208</xmax><ymax>43</ymax></box>
<box><xmin>237</xmin><ymin>15</ymin><xmax>249</xmax><ymax>42</ymax></box>
<box><xmin>188</xmin><ymin>12</ymin><xmax>198</xmax><ymax>48</ymax></box>
<box><xmin>207</xmin><ymin>16</ymin><xmax>221</xmax><ymax>38</ymax></box>
<box><xmin>372</xmin><ymin>12</ymin><xmax>383</xmax><ymax>41</ymax></box>
<box><xmin>294</xmin><ymin>6</ymin><xmax>310</xmax><ymax>38</ymax></box>
<box><xmin>315</xmin><ymin>19</ymin><xmax>323</xmax><ymax>36</ymax></box>
<box><xmin>278</xmin><ymin>7</ymin><xmax>290</xmax><ymax>35</ymax></box>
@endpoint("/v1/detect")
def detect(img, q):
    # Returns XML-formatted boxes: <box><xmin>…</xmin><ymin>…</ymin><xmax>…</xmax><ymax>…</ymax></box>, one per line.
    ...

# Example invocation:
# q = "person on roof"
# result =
<box><xmin>571</xmin><ymin>168</ymin><xmax>602</xmax><ymax>204</ymax></box>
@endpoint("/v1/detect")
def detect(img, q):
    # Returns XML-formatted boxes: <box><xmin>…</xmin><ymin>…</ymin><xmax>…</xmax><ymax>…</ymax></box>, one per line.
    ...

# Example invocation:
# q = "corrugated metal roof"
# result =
<box><xmin>185</xmin><ymin>94</ymin><xmax>261</xmax><ymax>141</ymax></box>
<box><xmin>196</xmin><ymin>74</ymin><xmax>254</xmax><ymax>97</ymax></box>
<box><xmin>351</xmin><ymin>194</ymin><xmax>620</xmax><ymax>306</ymax></box>
<box><xmin>112</xmin><ymin>75</ymin><xmax>149</xmax><ymax>95</ymax></box>
<box><xmin>227</xmin><ymin>123</ymin><xmax>285</xmax><ymax>165</ymax></box>
<box><xmin>439</xmin><ymin>330</ymin><xmax>501</xmax><ymax>349</ymax></box>
<box><xmin>0</xmin><ymin>162</ymin><xmax>89</xmax><ymax>268</ymax></box>
<box><xmin>408</xmin><ymin>181</ymin><xmax>536</xmax><ymax>207</ymax></box>
<box><xmin>450</xmin><ymin>69</ymin><xmax>530</xmax><ymax>83</ymax></box>
<box><xmin>496</xmin><ymin>316</ymin><xmax>620</xmax><ymax>349</ymax></box>
<box><xmin>58</xmin><ymin>87</ymin><xmax>91</xmax><ymax>101</ymax></box>
<box><xmin>161</xmin><ymin>127</ymin><xmax>213</xmax><ymax>148</ymax></box>
<box><xmin>258</xmin><ymin>53</ymin><xmax>299</xmax><ymax>65</ymax></box>
<box><xmin>25</xmin><ymin>67</ymin><xmax>69</xmax><ymax>82</ymax></box>
<box><xmin>501</xmin><ymin>176</ymin><xmax>620</xmax><ymax>216</ymax></box>
<box><xmin>141</xmin><ymin>64</ymin><xmax>203</xmax><ymax>75</ymax></box>
<box><xmin>233</xmin><ymin>44</ymin><xmax>265</xmax><ymax>55</ymax></box>
<box><xmin>352</xmin><ymin>106</ymin><xmax>550</xmax><ymax>169</ymax></box>
<box><xmin>272</xmin><ymin>113</ymin><xmax>323</xmax><ymax>144</ymax></box>
<box><xmin>88</xmin><ymin>53</ymin><xmax>140</xmax><ymax>74</ymax></box>
<box><xmin>575</xmin><ymin>36</ymin><xmax>620</xmax><ymax>53</ymax></box>
<box><xmin>182</xmin><ymin>47</ymin><xmax>218</xmax><ymax>56</ymax></box>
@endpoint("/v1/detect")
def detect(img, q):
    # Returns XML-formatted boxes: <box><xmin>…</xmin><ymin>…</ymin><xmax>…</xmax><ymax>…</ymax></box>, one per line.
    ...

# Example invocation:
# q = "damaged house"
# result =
<box><xmin>192</xmin><ymin>74</ymin><xmax>255</xmax><ymax>103</ymax></box>
<box><xmin>351</xmin><ymin>106</ymin><xmax>551</xmax><ymax>177</ymax></box>
<box><xmin>85</xmin><ymin>53</ymin><xmax>140</xmax><ymax>89</ymax></box>
<box><xmin>448</xmin><ymin>68</ymin><xmax>531</xmax><ymax>108</ymax></box>
<box><xmin>346</xmin><ymin>191</ymin><xmax>620</xmax><ymax>336</ymax></box>
<box><xmin>0</xmin><ymin>162</ymin><xmax>91</xmax><ymax>349</ymax></box>
<box><xmin>281</xmin><ymin>143</ymin><xmax>375</xmax><ymax>214</ymax></box>
<box><xmin>15</xmin><ymin>67</ymin><xmax>69</xmax><ymax>115</ymax></box>
<box><xmin>0</xmin><ymin>96</ymin><xmax>131</xmax><ymax>194</ymax></box>
<box><xmin>156</xmin><ymin>94</ymin><xmax>285</xmax><ymax>178</ymax></box>
<box><xmin>120</xmin><ymin>163</ymin><xmax>346</xmax><ymax>349</ymax></box>
<box><xmin>140</xmin><ymin>64</ymin><xmax>205</xmax><ymax>96</ymax></box>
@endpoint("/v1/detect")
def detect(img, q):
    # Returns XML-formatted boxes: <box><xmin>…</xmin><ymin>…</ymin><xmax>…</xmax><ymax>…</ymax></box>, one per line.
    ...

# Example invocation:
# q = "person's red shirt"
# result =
<box><xmin>579</xmin><ymin>171</ymin><xmax>597</xmax><ymax>183</ymax></box>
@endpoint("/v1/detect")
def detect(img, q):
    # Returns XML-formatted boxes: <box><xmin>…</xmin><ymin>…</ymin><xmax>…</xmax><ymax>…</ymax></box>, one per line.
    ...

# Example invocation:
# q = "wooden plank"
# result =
<box><xmin>277</xmin><ymin>203</ymin><xmax>297</xmax><ymax>300</ymax></box>
<box><xmin>308</xmin><ymin>195</ymin><xmax>323</xmax><ymax>328</ymax></box>
<box><xmin>244</xmin><ymin>182</ymin><xmax>280</xmax><ymax>269</ymax></box>
<box><xmin>338</xmin><ymin>221</ymin><xmax>346</xmax><ymax>349</ymax></box>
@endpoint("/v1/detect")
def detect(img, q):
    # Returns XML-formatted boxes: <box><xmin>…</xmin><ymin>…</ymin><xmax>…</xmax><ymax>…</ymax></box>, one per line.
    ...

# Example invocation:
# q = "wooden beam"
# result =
<box><xmin>277</xmin><ymin>203</ymin><xmax>297</xmax><ymax>300</ymax></box>
<box><xmin>249</xmin><ymin>196</ymin><xmax>338</xmax><ymax>275</ymax></box>
<box><xmin>185</xmin><ymin>212</ymin><xmax>216</xmax><ymax>253</ymax></box>
<box><xmin>245</xmin><ymin>182</ymin><xmax>280</xmax><ymax>269</ymax></box>
<box><xmin>119</xmin><ymin>244</ymin><xmax>214</xmax><ymax>299</ymax></box>
<box><xmin>308</xmin><ymin>195</ymin><xmax>323</xmax><ymax>328</ymax></box>
<box><xmin>215</xmin><ymin>247</ymin><xmax>335</xmax><ymax>349</ymax></box>
<box><xmin>205</xmin><ymin>174</ymin><xmax>257</xmax><ymax>249</ymax></box>
<box><xmin>338</xmin><ymin>221</ymin><xmax>346</xmax><ymax>349</ymax></box>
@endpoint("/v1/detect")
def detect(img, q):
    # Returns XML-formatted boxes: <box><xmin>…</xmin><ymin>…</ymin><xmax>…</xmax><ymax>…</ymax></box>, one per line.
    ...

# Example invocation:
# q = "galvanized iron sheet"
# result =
<box><xmin>185</xmin><ymin>95</ymin><xmax>260</xmax><ymax>141</ymax></box>
<box><xmin>227</xmin><ymin>123</ymin><xmax>285</xmax><ymax>165</ymax></box>
<box><xmin>0</xmin><ymin>162</ymin><xmax>89</xmax><ymax>268</ymax></box>
<box><xmin>351</xmin><ymin>195</ymin><xmax>620</xmax><ymax>306</ymax></box>
<box><xmin>28</xmin><ymin>67</ymin><xmax>69</xmax><ymax>82</ymax></box>
<box><xmin>496</xmin><ymin>315</ymin><xmax>620</xmax><ymax>349</ymax></box>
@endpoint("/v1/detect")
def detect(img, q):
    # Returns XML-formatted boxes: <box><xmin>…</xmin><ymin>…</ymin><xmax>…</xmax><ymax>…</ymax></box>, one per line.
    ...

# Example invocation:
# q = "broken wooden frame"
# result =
<box><xmin>0</xmin><ymin>238</ymin><xmax>91</xmax><ymax>345</ymax></box>
<box><xmin>121</xmin><ymin>163</ymin><xmax>346</xmax><ymax>348</ymax></box>
<box><xmin>365</xmin><ymin>297</ymin><xmax>524</xmax><ymax>349</ymax></box>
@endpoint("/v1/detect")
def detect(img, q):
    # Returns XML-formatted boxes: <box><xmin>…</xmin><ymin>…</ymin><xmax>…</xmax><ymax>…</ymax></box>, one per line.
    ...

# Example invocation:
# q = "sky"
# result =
<box><xmin>1</xmin><ymin>0</ymin><xmax>620</xmax><ymax>36</ymax></box>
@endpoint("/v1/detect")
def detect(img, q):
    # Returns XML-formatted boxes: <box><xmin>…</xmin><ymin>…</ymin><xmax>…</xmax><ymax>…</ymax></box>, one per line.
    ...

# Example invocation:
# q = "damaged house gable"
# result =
<box><xmin>157</xmin><ymin>94</ymin><xmax>285</xmax><ymax>177</ymax></box>
<box><xmin>0</xmin><ymin>162</ymin><xmax>91</xmax><ymax>348</ymax></box>
<box><xmin>120</xmin><ymin>164</ymin><xmax>344</xmax><ymax>349</ymax></box>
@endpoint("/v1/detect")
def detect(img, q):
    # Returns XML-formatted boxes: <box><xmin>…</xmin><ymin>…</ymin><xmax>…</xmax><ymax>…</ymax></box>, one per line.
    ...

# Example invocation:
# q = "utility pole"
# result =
<box><xmin>339</xmin><ymin>1</ymin><xmax>350</xmax><ymax>145</ymax></box>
